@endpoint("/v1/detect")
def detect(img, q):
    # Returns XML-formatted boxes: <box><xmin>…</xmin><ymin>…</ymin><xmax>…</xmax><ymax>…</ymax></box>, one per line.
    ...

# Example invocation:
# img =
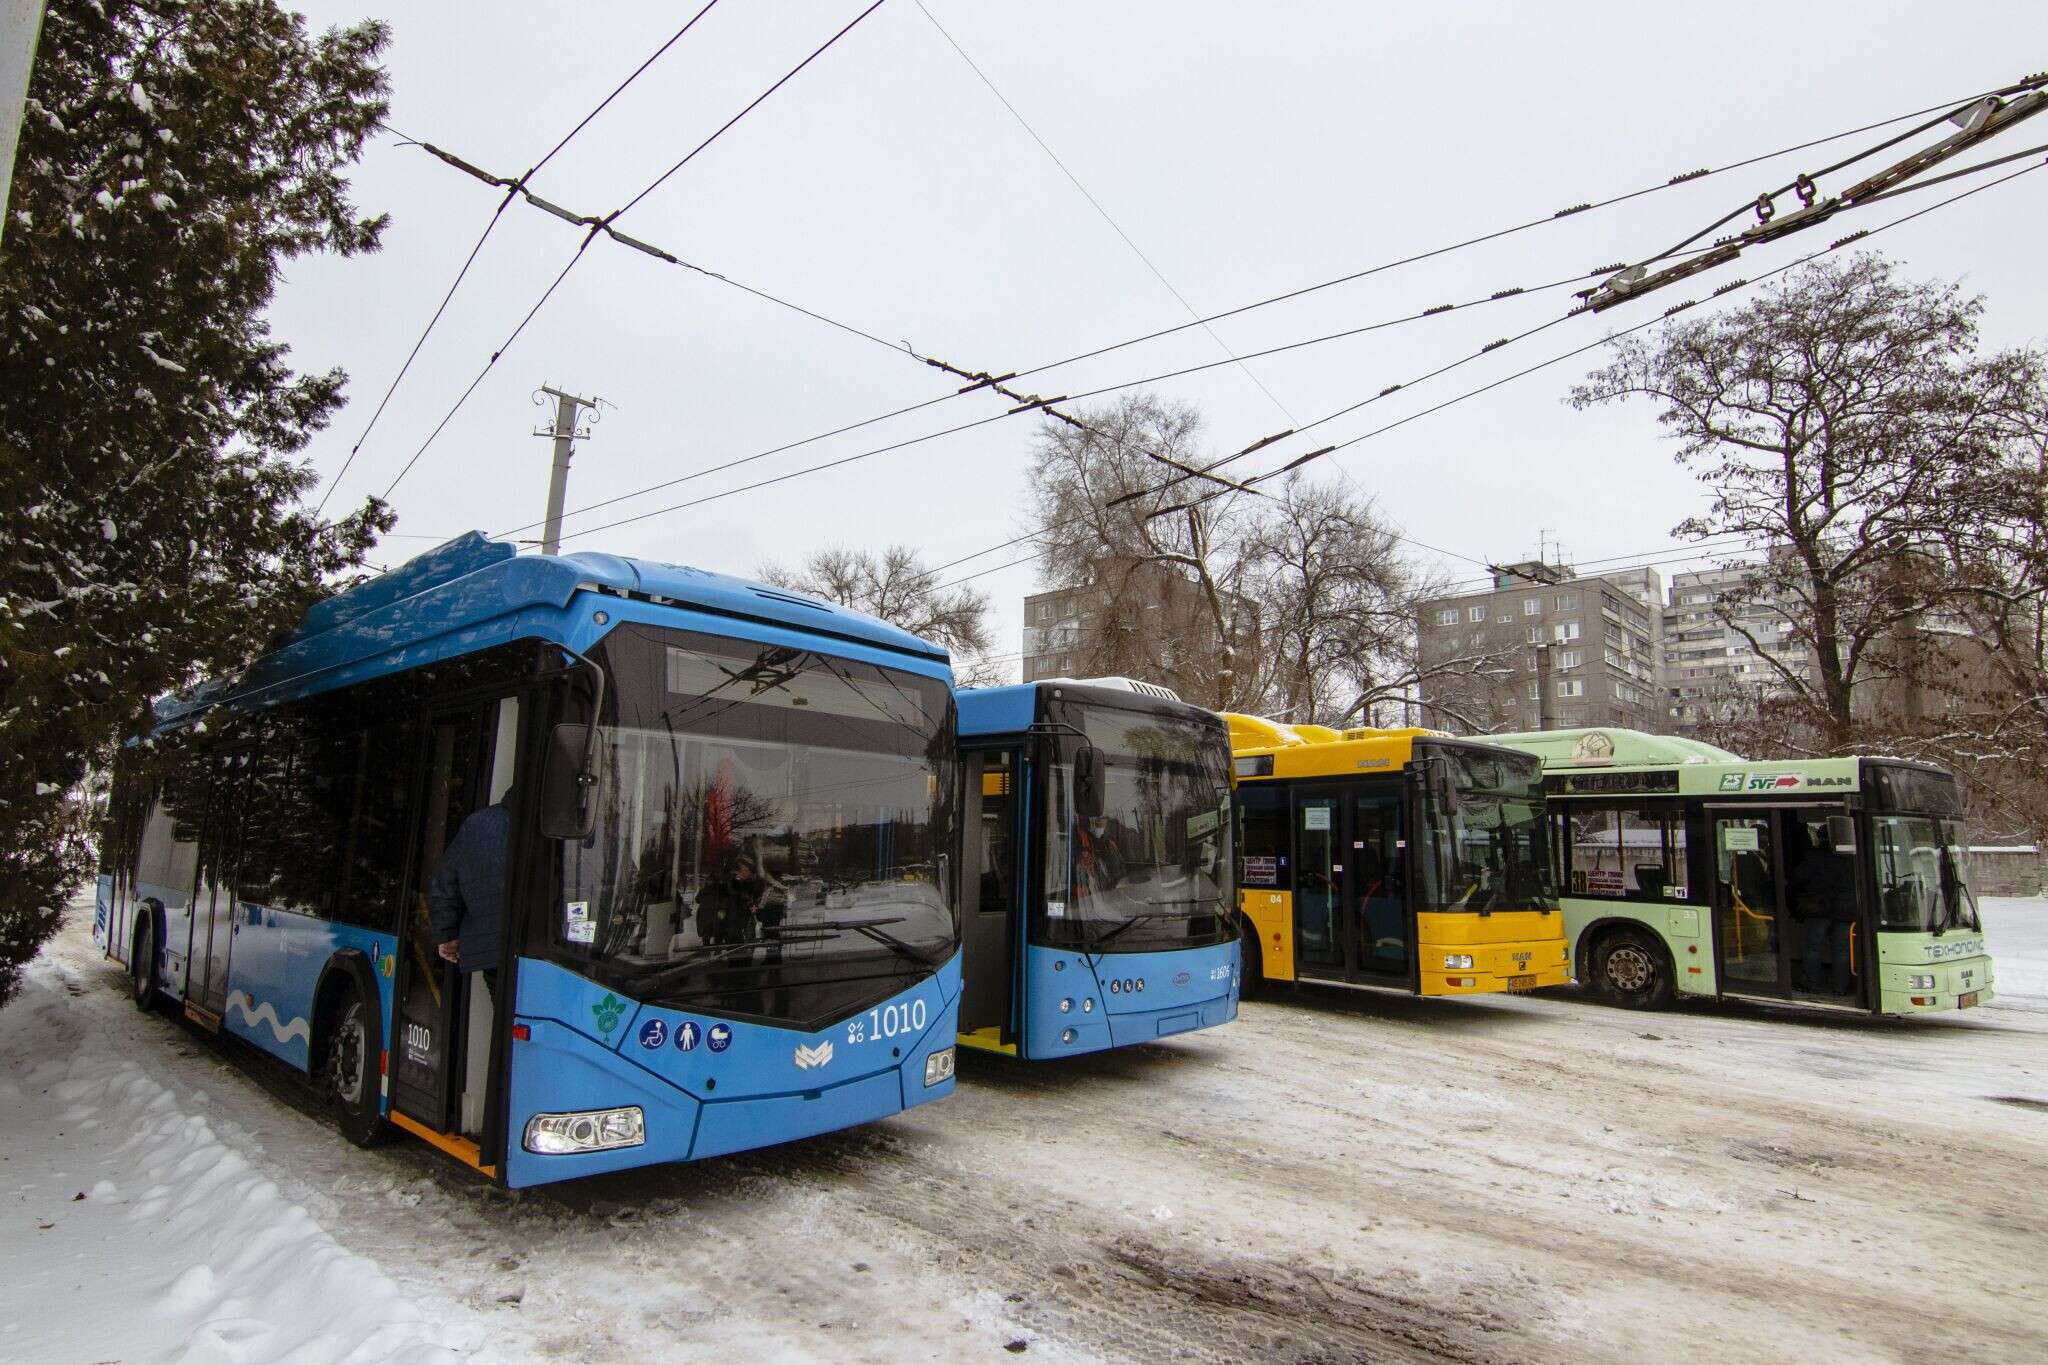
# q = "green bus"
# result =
<box><xmin>1490</xmin><ymin>728</ymin><xmax>1994</xmax><ymax>1016</ymax></box>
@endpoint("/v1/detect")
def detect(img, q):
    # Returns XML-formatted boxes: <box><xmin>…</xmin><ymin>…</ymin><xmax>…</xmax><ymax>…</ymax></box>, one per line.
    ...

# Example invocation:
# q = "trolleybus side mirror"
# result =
<box><xmin>541</xmin><ymin>722</ymin><xmax>601</xmax><ymax>840</ymax></box>
<box><xmin>1073</xmin><ymin>744</ymin><xmax>1106</xmax><ymax>820</ymax></box>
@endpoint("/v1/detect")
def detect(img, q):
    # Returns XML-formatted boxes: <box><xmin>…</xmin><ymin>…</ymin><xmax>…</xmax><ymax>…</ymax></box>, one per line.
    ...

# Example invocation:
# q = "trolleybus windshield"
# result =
<box><xmin>1417</xmin><ymin>743</ymin><xmax>1556</xmax><ymax>914</ymax></box>
<box><xmin>1041</xmin><ymin>703</ymin><xmax>1233</xmax><ymax>953</ymax></box>
<box><xmin>553</xmin><ymin>625</ymin><xmax>958</xmax><ymax>1027</ymax></box>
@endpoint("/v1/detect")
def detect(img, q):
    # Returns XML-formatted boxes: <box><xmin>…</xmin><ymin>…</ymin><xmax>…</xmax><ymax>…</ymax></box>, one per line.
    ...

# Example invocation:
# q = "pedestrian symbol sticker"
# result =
<box><xmin>707</xmin><ymin>1023</ymin><xmax>732</xmax><ymax>1053</ymax></box>
<box><xmin>674</xmin><ymin>1020</ymin><xmax>700</xmax><ymax>1052</ymax></box>
<box><xmin>639</xmin><ymin>1018</ymin><xmax>668</xmax><ymax>1050</ymax></box>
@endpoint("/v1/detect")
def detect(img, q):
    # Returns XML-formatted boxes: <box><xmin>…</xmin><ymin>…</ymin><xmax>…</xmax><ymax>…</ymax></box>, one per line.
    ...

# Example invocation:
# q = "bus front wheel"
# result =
<box><xmin>322</xmin><ymin>981</ymin><xmax>389</xmax><ymax>1148</ymax></box>
<box><xmin>1593</xmin><ymin>927</ymin><xmax>1673</xmax><ymax>1010</ymax></box>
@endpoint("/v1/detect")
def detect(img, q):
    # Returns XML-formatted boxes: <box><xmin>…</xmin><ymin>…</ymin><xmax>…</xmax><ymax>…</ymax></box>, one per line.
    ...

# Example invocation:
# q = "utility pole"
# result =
<box><xmin>1534</xmin><ymin>641</ymin><xmax>1555</xmax><ymax>731</ymax></box>
<box><xmin>532</xmin><ymin>384</ymin><xmax>603</xmax><ymax>556</ymax></box>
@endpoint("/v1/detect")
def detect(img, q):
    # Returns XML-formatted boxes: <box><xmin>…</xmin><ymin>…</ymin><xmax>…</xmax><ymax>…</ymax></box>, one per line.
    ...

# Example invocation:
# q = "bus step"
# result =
<box><xmin>183</xmin><ymin>1001</ymin><xmax>223</xmax><ymax>1033</ymax></box>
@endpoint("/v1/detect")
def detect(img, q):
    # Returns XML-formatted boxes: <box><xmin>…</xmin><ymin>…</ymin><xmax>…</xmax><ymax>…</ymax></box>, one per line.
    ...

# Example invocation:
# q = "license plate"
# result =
<box><xmin>1506</xmin><ymin>974</ymin><xmax>1538</xmax><ymax>992</ymax></box>
<box><xmin>1958</xmin><ymin>991</ymin><xmax>1979</xmax><ymax>1009</ymax></box>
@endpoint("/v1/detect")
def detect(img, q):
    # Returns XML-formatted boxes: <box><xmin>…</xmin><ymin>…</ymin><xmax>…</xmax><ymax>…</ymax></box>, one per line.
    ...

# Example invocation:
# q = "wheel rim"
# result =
<box><xmin>1606</xmin><ymin>944</ymin><xmax>1655</xmax><ymax>994</ymax></box>
<box><xmin>332</xmin><ymin>1003</ymin><xmax>366</xmax><ymax>1106</ymax></box>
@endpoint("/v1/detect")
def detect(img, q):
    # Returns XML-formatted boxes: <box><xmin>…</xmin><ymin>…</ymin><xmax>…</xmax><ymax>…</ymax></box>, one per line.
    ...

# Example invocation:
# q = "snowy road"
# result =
<box><xmin>6</xmin><ymin>900</ymin><xmax>2047</xmax><ymax>1363</ymax></box>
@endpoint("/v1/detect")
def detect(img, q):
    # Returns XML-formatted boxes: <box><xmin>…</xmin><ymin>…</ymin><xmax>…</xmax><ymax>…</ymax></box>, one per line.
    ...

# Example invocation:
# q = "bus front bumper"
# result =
<box><xmin>1880</xmin><ymin>954</ymin><xmax>1995</xmax><ymax>1014</ymax></box>
<box><xmin>1418</xmin><ymin>939</ymin><xmax>1573</xmax><ymax>997</ymax></box>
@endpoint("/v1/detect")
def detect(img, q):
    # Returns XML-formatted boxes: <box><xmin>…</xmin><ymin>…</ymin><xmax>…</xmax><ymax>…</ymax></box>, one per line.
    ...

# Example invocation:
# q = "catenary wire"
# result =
<box><xmin>312</xmin><ymin>1</ymin><xmax>724</xmax><ymax>515</ymax></box>
<box><xmin>527</xmin><ymin>79</ymin><xmax>2029</xmax><ymax>537</ymax></box>
<box><xmin>510</xmin><ymin>263</ymin><xmax>1611</xmax><ymax>540</ymax></box>
<box><xmin>379</xmin><ymin>1</ymin><xmax>888</xmax><ymax>504</ymax></box>
<box><xmin>554</xmin><ymin>149</ymin><xmax>2042</xmax><ymax>551</ymax></box>
<box><xmin>911</xmin><ymin>0</ymin><xmax>1298</xmax><ymax>425</ymax></box>
<box><xmin>1201</xmin><ymin>158</ymin><xmax>2048</xmax><ymax>507</ymax></box>
<box><xmin>927</xmin><ymin>157</ymin><xmax>2047</xmax><ymax>595</ymax></box>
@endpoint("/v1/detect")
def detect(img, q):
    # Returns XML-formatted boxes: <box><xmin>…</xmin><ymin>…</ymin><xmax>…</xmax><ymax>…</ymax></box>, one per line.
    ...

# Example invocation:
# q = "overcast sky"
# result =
<box><xmin>277</xmin><ymin>0</ymin><xmax>2048</xmax><ymax>675</ymax></box>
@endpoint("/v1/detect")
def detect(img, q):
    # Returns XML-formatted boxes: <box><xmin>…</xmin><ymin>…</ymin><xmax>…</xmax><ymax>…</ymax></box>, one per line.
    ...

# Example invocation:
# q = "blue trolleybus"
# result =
<box><xmin>953</xmin><ymin>677</ymin><xmax>1239</xmax><ymax>1058</ymax></box>
<box><xmin>94</xmin><ymin>533</ymin><xmax>962</xmax><ymax>1187</ymax></box>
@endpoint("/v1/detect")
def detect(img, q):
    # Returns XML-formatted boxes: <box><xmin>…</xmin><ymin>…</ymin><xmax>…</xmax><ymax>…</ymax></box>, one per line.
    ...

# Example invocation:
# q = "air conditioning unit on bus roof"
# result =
<box><xmin>1042</xmin><ymin>675</ymin><xmax>1182</xmax><ymax>702</ymax></box>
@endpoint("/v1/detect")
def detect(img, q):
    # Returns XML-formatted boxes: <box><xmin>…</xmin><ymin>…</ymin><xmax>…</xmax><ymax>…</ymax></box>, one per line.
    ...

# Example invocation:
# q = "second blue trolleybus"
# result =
<box><xmin>953</xmin><ymin>677</ymin><xmax>1239</xmax><ymax>1058</ymax></box>
<box><xmin>95</xmin><ymin>533</ymin><xmax>962</xmax><ymax>1187</ymax></box>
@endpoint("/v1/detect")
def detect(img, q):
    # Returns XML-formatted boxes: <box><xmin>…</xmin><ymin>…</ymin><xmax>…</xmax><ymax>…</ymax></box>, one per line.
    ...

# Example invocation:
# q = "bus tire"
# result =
<box><xmin>1593</xmin><ymin>926</ymin><xmax>1673</xmax><ymax>1010</ymax></box>
<box><xmin>321</xmin><ymin>976</ymin><xmax>389</xmax><ymax>1148</ymax></box>
<box><xmin>1237</xmin><ymin>915</ymin><xmax>1265</xmax><ymax>998</ymax></box>
<box><xmin>129</xmin><ymin>908</ymin><xmax>158</xmax><ymax>1010</ymax></box>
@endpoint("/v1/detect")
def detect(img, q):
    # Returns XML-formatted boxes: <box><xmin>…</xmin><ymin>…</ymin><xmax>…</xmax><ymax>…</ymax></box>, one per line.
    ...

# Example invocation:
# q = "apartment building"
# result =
<box><xmin>1021</xmin><ymin>586</ymin><xmax>1087</xmax><ymax>682</ymax></box>
<box><xmin>1662</xmin><ymin>566</ymin><xmax>1814</xmax><ymax>726</ymax></box>
<box><xmin>1415</xmin><ymin>561</ymin><xmax>1662</xmax><ymax>733</ymax></box>
<box><xmin>1020</xmin><ymin>567</ymin><xmax>1239</xmax><ymax>692</ymax></box>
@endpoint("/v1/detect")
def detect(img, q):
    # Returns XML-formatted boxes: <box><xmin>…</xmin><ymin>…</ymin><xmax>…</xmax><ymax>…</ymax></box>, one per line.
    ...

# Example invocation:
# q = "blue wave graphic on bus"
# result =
<box><xmin>225</xmin><ymin>991</ymin><xmax>312</xmax><ymax>1047</ymax></box>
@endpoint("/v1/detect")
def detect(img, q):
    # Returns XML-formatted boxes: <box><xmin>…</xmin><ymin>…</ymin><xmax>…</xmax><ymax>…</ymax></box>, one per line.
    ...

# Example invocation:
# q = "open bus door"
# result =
<box><xmin>957</xmin><ymin>749</ymin><xmax>1021</xmax><ymax>1051</ymax></box>
<box><xmin>1709</xmin><ymin>804</ymin><xmax>1867</xmax><ymax>1009</ymax></box>
<box><xmin>390</xmin><ymin>694</ymin><xmax>522</xmax><ymax>1163</ymax></box>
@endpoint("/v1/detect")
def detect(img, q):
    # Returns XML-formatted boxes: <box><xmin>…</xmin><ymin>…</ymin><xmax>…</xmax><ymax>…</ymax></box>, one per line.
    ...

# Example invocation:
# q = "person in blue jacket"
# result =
<box><xmin>430</xmin><ymin>787</ymin><xmax>514</xmax><ymax>995</ymax></box>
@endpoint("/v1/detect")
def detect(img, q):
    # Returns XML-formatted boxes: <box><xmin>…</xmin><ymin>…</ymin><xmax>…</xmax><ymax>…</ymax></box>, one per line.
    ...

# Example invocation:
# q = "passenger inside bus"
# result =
<box><xmin>430</xmin><ymin>784</ymin><xmax>515</xmax><ymax>997</ymax></box>
<box><xmin>1077</xmin><ymin>817</ymin><xmax>1127</xmax><ymax>890</ymax></box>
<box><xmin>1787</xmin><ymin>822</ymin><xmax>1857</xmax><ymax>995</ymax></box>
<box><xmin>695</xmin><ymin>854</ymin><xmax>764</xmax><ymax>945</ymax></box>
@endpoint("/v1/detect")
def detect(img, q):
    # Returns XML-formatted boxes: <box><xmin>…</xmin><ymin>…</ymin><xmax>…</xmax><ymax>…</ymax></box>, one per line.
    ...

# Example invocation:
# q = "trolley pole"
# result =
<box><xmin>533</xmin><ymin>384</ymin><xmax>602</xmax><ymax>556</ymax></box>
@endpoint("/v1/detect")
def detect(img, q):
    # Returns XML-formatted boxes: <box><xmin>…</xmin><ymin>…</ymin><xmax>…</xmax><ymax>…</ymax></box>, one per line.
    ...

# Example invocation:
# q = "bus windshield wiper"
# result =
<box><xmin>624</xmin><ymin>926</ymin><xmax>841</xmax><ymax>990</ymax></box>
<box><xmin>1086</xmin><ymin>903</ymin><xmax>1210</xmax><ymax>954</ymax></box>
<box><xmin>791</xmin><ymin>916</ymin><xmax>941</xmax><ymax>967</ymax></box>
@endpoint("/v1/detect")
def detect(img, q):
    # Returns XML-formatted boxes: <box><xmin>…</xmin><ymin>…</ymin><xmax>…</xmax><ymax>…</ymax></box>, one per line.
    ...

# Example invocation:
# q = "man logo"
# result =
<box><xmin>794</xmin><ymin>1040</ymin><xmax>834</xmax><ymax>1070</ymax></box>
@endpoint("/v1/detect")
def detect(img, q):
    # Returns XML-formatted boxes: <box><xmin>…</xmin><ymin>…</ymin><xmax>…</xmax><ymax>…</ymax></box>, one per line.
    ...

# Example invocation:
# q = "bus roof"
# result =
<box><xmin>957</xmin><ymin>678</ymin><xmax>1217</xmax><ymax>739</ymax></box>
<box><xmin>1222</xmin><ymin>712</ymin><xmax>1476</xmax><ymax>780</ymax></box>
<box><xmin>153</xmin><ymin>532</ymin><xmax>950</xmax><ymax>729</ymax></box>
<box><xmin>1487</xmin><ymin>727</ymin><xmax>1747</xmax><ymax>767</ymax></box>
<box><xmin>1489</xmin><ymin>726</ymin><xmax>1903</xmax><ymax>801</ymax></box>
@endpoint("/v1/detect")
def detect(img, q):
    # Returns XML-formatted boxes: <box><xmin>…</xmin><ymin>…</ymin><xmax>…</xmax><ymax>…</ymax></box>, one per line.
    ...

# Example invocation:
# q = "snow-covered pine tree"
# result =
<box><xmin>0</xmin><ymin>1</ymin><xmax>394</xmax><ymax>1005</ymax></box>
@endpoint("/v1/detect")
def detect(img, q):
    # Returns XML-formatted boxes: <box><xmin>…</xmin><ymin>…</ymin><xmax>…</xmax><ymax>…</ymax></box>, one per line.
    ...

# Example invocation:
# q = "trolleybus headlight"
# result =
<box><xmin>1060</xmin><ymin>1028</ymin><xmax>1077</xmax><ymax>1044</ymax></box>
<box><xmin>1908</xmin><ymin>973</ymin><xmax>1936</xmax><ymax>989</ymax></box>
<box><xmin>1058</xmin><ymin>998</ymin><xmax>1073</xmax><ymax>1013</ymax></box>
<box><xmin>924</xmin><ymin>1046</ymin><xmax>956</xmax><ymax>1087</ymax></box>
<box><xmin>523</xmin><ymin>1105</ymin><xmax>645</xmax><ymax>1155</ymax></box>
<box><xmin>1444</xmin><ymin>954</ymin><xmax>1475</xmax><ymax>970</ymax></box>
<box><xmin>1081</xmin><ymin>998</ymin><xmax>1094</xmax><ymax>1013</ymax></box>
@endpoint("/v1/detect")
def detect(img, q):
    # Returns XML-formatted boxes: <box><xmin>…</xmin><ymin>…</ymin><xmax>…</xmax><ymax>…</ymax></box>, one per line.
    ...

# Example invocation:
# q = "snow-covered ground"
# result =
<box><xmin>5</xmin><ymin>899</ymin><xmax>2047</xmax><ymax>1363</ymax></box>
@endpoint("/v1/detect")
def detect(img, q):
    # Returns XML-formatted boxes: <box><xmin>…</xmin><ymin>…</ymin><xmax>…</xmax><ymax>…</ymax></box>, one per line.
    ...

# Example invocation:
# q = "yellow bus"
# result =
<box><xmin>1224</xmin><ymin>715</ymin><xmax>1570</xmax><ymax>997</ymax></box>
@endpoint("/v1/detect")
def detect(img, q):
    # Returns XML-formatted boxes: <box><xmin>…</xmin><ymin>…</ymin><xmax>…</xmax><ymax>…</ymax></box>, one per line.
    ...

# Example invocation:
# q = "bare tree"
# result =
<box><xmin>1572</xmin><ymin>253</ymin><xmax>2038</xmax><ymax>749</ymax></box>
<box><xmin>1243</xmin><ymin>477</ymin><xmax>1439</xmax><ymax>726</ymax></box>
<box><xmin>759</xmin><ymin>546</ymin><xmax>1005</xmax><ymax>685</ymax></box>
<box><xmin>1027</xmin><ymin>396</ymin><xmax>1267</xmax><ymax>709</ymax></box>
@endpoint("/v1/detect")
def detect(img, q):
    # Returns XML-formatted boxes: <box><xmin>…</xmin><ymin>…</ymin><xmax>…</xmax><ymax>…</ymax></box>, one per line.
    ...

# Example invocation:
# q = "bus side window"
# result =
<box><xmin>1235</xmin><ymin>786</ymin><xmax>1290</xmax><ymax>891</ymax></box>
<box><xmin>337</xmin><ymin>712</ymin><xmax>415</xmax><ymax>934</ymax></box>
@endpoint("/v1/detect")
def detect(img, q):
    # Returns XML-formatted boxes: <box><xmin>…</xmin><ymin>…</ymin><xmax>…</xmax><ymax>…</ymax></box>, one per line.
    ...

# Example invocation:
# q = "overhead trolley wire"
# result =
<box><xmin>1175</xmin><ymin>157</ymin><xmax>2048</xmax><ymax>514</ymax></box>
<box><xmin>912</xmin><ymin>0</ymin><xmax>1298</xmax><ymax>425</ymax></box>
<box><xmin>313</xmin><ymin>0</ymin><xmax>726</xmax><ymax>515</ymax></box>
<box><xmin>985</xmin><ymin>75</ymin><xmax>2045</xmax><ymax>395</ymax></box>
<box><xmin>377</xmin><ymin>0</ymin><xmax>890</xmax><ymax>504</ymax></box>
<box><xmin>565</xmin><ymin>147</ymin><xmax>2046</xmax><ymax>600</ymax></box>
<box><xmin>524</xmin><ymin>76</ymin><xmax>2037</xmax><ymax>540</ymax></box>
<box><xmin>923</xmin><ymin>153</ymin><xmax>2048</xmax><ymax>597</ymax></box>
